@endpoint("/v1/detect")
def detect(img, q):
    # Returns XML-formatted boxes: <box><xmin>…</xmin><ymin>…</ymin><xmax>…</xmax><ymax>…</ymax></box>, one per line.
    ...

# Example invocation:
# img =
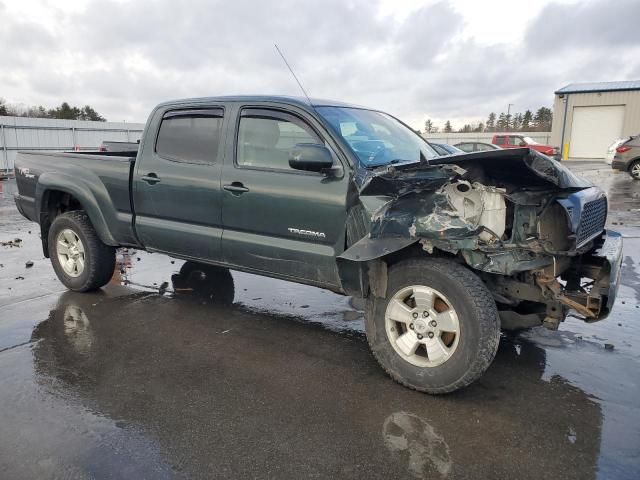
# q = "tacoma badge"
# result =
<box><xmin>288</xmin><ymin>227</ymin><xmax>326</xmax><ymax>239</ymax></box>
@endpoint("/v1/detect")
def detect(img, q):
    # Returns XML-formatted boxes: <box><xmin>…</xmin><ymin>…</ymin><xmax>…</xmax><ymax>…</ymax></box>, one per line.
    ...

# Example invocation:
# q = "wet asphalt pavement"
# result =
<box><xmin>1</xmin><ymin>164</ymin><xmax>639</xmax><ymax>479</ymax></box>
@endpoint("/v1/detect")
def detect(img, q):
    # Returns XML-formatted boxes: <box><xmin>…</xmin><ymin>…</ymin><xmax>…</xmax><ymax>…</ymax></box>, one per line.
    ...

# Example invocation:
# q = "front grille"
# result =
<box><xmin>576</xmin><ymin>197</ymin><xmax>607</xmax><ymax>246</ymax></box>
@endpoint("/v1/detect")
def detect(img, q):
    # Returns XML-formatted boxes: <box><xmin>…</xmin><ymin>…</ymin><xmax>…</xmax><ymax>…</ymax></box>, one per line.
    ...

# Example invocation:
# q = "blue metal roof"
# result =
<box><xmin>555</xmin><ymin>80</ymin><xmax>640</xmax><ymax>95</ymax></box>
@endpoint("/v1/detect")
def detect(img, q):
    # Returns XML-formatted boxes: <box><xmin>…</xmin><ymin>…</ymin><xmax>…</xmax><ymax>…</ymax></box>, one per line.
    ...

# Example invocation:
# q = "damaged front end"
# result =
<box><xmin>340</xmin><ymin>148</ymin><xmax>623</xmax><ymax>330</ymax></box>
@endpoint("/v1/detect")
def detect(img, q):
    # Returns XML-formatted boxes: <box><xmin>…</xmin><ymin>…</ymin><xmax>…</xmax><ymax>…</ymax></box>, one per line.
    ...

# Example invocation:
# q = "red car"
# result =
<box><xmin>492</xmin><ymin>134</ymin><xmax>560</xmax><ymax>160</ymax></box>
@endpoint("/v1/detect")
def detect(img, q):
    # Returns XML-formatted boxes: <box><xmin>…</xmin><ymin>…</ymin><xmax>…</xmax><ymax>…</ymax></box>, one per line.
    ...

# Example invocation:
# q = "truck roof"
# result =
<box><xmin>155</xmin><ymin>95</ymin><xmax>367</xmax><ymax>110</ymax></box>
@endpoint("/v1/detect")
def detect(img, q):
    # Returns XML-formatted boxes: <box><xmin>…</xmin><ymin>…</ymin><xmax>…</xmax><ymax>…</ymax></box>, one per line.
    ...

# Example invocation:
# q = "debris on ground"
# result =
<box><xmin>1</xmin><ymin>238</ymin><xmax>22</xmax><ymax>247</ymax></box>
<box><xmin>604</xmin><ymin>343</ymin><xmax>615</xmax><ymax>350</ymax></box>
<box><xmin>25</xmin><ymin>261</ymin><xmax>34</xmax><ymax>268</ymax></box>
<box><xmin>158</xmin><ymin>281</ymin><xmax>169</xmax><ymax>294</ymax></box>
<box><xmin>15</xmin><ymin>276</ymin><xmax>24</xmax><ymax>280</ymax></box>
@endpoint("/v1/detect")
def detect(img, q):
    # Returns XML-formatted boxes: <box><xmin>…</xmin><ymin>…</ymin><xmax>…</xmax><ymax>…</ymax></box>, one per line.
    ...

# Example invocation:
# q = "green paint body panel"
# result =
<box><xmin>14</xmin><ymin>96</ymin><xmax>365</xmax><ymax>294</ymax></box>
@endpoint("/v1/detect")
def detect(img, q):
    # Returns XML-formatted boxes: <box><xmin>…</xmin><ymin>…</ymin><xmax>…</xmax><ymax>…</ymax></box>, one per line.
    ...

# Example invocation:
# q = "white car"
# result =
<box><xmin>605</xmin><ymin>138</ymin><xmax>627</xmax><ymax>164</ymax></box>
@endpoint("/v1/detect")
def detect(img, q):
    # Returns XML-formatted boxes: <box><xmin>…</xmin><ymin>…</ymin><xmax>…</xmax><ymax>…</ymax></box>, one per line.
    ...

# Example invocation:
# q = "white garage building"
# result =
<box><xmin>551</xmin><ymin>80</ymin><xmax>640</xmax><ymax>160</ymax></box>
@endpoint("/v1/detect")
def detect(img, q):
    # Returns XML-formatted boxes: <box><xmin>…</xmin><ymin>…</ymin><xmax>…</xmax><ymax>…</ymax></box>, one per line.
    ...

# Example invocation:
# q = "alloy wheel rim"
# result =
<box><xmin>56</xmin><ymin>229</ymin><xmax>85</xmax><ymax>277</ymax></box>
<box><xmin>385</xmin><ymin>285</ymin><xmax>460</xmax><ymax>367</ymax></box>
<box><xmin>631</xmin><ymin>163</ymin><xmax>640</xmax><ymax>178</ymax></box>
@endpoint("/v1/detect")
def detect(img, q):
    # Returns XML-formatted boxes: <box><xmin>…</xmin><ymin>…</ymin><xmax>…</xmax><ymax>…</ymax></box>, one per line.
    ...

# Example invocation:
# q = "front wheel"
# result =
<box><xmin>48</xmin><ymin>211</ymin><xmax>116</xmax><ymax>292</ymax></box>
<box><xmin>365</xmin><ymin>257</ymin><xmax>500</xmax><ymax>394</ymax></box>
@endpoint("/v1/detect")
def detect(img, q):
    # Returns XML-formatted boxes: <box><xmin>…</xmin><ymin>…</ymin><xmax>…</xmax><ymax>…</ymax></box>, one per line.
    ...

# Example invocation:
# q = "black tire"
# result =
<box><xmin>365</xmin><ymin>257</ymin><xmax>500</xmax><ymax>394</ymax></box>
<box><xmin>176</xmin><ymin>261</ymin><xmax>235</xmax><ymax>305</ymax></box>
<box><xmin>48</xmin><ymin>211</ymin><xmax>116</xmax><ymax>292</ymax></box>
<box><xmin>629</xmin><ymin>160</ymin><xmax>640</xmax><ymax>180</ymax></box>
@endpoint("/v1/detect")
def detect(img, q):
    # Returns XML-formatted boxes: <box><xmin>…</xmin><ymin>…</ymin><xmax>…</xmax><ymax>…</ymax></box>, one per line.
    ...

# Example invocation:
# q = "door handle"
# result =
<box><xmin>141</xmin><ymin>173</ymin><xmax>161</xmax><ymax>184</ymax></box>
<box><xmin>223</xmin><ymin>182</ymin><xmax>249</xmax><ymax>194</ymax></box>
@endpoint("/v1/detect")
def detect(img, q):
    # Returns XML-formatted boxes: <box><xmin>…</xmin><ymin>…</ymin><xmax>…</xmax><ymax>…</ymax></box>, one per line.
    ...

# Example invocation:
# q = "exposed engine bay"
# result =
<box><xmin>341</xmin><ymin>148</ymin><xmax>622</xmax><ymax>330</ymax></box>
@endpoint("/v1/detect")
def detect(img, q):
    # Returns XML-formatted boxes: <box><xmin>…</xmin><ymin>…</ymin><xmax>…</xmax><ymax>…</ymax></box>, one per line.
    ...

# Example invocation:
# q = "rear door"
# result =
<box><xmin>220</xmin><ymin>105</ymin><xmax>349</xmax><ymax>287</ymax></box>
<box><xmin>133</xmin><ymin>107</ymin><xmax>226</xmax><ymax>260</ymax></box>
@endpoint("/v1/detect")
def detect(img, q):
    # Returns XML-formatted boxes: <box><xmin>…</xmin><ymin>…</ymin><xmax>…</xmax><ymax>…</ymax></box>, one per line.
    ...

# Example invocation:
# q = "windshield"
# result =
<box><xmin>316</xmin><ymin>106</ymin><xmax>438</xmax><ymax>167</ymax></box>
<box><xmin>523</xmin><ymin>136</ymin><xmax>539</xmax><ymax>145</ymax></box>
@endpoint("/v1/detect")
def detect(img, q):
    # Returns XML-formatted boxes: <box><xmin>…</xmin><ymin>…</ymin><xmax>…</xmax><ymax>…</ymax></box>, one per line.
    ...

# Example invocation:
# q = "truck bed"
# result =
<box><xmin>14</xmin><ymin>150</ymin><xmax>138</xmax><ymax>247</ymax></box>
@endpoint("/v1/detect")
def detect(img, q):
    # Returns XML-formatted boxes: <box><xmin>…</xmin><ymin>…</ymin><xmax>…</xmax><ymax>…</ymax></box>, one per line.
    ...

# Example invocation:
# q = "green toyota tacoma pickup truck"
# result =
<box><xmin>14</xmin><ymin>96</ymin><xmax>623</xmax><ymax>393</ymax></box>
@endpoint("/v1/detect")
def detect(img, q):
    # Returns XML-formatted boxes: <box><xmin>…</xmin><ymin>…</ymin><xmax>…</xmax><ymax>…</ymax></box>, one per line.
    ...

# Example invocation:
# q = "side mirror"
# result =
<box><xmin>289</xmin><ymin>143</ymin><xmax>334</xmax><ymax>173</ymax></box>
<box><xmin>519</xmin><ymin>141</ymin><xmax>527</xmax><ymax>147</ymax></box>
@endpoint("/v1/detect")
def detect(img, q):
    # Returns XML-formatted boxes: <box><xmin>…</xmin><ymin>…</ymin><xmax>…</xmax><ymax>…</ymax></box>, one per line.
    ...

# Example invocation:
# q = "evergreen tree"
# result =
<box><xmin>443</xmin><ymin>120</ymin><xmax>453</xmax><ymax>133</ymax></box>
<box><xmin>497</xmin><ymin>112</ymin><xmax>507</xmax><ymax>131</ymax></box>
<box><xmin>522</xmin><ymin>110</ymin><xmax>533</xmax><ymax>131</ymax></box>
<box><xmin>424</xmin><ymin>119</ymin><xmax>434</xmax><ymax>134</ymax></box>
<box><xmin>79</xmin><ymin>105</ymin><xmax>106</xmax><ymax>121</ymax></box>
<box><xmin>533</xmin><ymin>107</ymin><xmax>553</xmax><ymax>131</ymax></box>
<box><xmin>0</xmin><ymin>99</ymin><xmax>107</xmax><ymax>121</ymax></box>
<box><xmin>486</xmin><ymin>112</ymin><xmax>496</xmax><ymax>132</ymax></box>
<box><xmin>512</xmin><ymin>113</ymin><xmax>523</xmax><ymax>131</ymax></box>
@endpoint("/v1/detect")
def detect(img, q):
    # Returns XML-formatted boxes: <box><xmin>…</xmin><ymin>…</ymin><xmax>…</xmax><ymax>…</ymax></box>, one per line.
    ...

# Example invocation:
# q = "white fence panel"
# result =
<box><xmin>423</xmin><ymin>131</ymin><xmax>552</xmax><ymax>145</ymax></box>
<box><xmin>1</xmin><ymin>116</ymin><xmax>145</xmax><ymax>172</ymax></box>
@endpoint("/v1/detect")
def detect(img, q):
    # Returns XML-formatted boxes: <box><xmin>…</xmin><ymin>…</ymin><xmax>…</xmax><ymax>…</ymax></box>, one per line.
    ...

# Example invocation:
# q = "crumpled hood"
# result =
<box><xmin>355</xmin><ymin>148</ymin><xmax>592</xmax><ymax>196</ymax></box>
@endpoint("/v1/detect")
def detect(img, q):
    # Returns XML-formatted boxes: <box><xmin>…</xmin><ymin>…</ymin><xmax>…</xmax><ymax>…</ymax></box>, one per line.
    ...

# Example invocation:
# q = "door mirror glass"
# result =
<box><xmin>289</xmin><ymin>143</ymin><xmax>334</xmax><ymax>172</ymax></box>
<box><xmin>519</xmin><ymin>141</ymin><xmax>527</xmax><ymax>147</ymax></box>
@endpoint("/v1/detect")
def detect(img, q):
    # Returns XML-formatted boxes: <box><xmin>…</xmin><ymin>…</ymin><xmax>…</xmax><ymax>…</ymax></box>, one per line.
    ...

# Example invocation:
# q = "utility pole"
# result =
<box><xmin>507</xmin><ymin>103</ymin><xmax>514</xmax><ymax>132</ymax></box>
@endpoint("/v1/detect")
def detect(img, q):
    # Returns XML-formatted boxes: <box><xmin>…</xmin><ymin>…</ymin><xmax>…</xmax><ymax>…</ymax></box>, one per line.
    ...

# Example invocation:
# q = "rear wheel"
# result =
<box><xmin>629</xmin><ymin>160</ymin><xmax>640</xmax><ymax>180</ymax></box>
<box><xmin>365</xmin><ymin>257</ymin><xmax>500</xmax><ymax>394</ymax></box>
<box><xmin>48</xmin><ymin>211</ymin><xmax>116</xmax><ymax>292</ymax></box>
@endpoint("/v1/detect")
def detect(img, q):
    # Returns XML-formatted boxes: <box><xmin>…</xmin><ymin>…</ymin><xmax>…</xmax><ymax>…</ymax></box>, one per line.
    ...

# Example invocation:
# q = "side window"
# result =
<box><xmin>156</xmin><ymin>109</ymin><xmax>223</xmax><ymax>164</ymax></box>
<box><xmin>494</xmin><ymin>136</ymin><xmax>506</xmax><ymax>145</ymax></box>
<box><xmin>237</xmin><ymin>111</ymin><xmax>322</xmax><ymax>170</ymax></box>
<box><xmin>508</xmin><ymin>136</ymin><xmax>522</xmax><ymax>146</ymax></box>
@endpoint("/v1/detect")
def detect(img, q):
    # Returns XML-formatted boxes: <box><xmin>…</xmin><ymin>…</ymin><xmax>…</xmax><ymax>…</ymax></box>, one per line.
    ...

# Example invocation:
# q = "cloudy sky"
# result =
<box><xmin>1</xmin><ymin>0</ymin><xmax>639</xmax><ymax>129</ymax></box>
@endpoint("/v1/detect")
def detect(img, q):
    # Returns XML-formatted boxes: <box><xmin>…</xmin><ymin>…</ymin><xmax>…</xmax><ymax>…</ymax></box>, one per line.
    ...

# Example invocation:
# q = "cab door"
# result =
<box><xmin>220</xmin><ymin>106</ymin><xmax>349</xmax><ymax>288</ymax></box>
<box><xmin>133</xmin><ymin>107</ymin><xmax>226</xmax><ymax>260</ymax></box>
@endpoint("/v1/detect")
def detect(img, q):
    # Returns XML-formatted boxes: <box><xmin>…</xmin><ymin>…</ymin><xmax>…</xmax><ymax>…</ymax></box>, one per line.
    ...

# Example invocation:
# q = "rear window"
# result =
<box><xmin>156</xmin><ymin>109</ymin><xmax>223</xmax><ymax>164</ymax></box>
<box><xmin>455</xmin><ymin>143</ymin><xmax>475</xmax><ymax>152</ymax></box>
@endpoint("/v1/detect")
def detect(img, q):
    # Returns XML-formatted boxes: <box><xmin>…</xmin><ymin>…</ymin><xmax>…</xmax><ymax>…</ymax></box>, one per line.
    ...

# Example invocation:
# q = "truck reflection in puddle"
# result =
<box><xmin>112</xmin><ymin>249</ymin><xmax>234</xmax><ymax>305</ymax></box>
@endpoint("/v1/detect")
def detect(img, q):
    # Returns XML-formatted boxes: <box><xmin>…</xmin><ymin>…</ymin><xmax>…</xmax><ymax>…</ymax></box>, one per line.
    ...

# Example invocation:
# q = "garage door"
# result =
<box><xmin>569</xmin><ymin>105</ymin><xmax>625</xmax><ymax>159</ymax></box>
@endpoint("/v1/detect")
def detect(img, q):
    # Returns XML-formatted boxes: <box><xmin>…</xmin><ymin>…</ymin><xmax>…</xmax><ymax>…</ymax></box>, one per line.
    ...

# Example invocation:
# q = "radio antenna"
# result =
<box><xmin>274</xmin><ymin>44</ymin><xmax>312</xmax><ymax>105</ymax></box>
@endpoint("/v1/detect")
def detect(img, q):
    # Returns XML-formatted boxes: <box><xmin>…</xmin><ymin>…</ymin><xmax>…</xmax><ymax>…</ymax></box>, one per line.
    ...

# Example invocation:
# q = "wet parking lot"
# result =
<box><xmin>1</xmin><ymin>164</ymin><xmax>639</xmax><ymax>479</ymax></box>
